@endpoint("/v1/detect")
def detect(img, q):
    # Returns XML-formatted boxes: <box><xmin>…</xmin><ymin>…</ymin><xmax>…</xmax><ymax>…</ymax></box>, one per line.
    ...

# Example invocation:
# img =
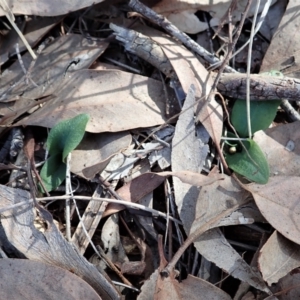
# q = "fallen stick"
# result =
<box><xmin>217</xmin><ymin>73</ymin><xmax>300</xmax><ymax>101</ymax></box>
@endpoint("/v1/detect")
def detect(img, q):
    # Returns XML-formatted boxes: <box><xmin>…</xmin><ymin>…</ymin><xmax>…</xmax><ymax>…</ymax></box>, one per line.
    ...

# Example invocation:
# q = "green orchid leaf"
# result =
<box><xmin>40</xmin><ymin>153</ymin><xmax>67</xmax><ymax>192</ymax></box>
<box><xmin>226</xmin><ymin>139</ymin><xmax>269</xmax><ymax>184</ymax></box>
<box><xmin>231</xmin><ymin>99</ymin><xmax>281</xmax><ymax>137</ymax></box>
<box><xmin>46</xmin><ymin>114</ymin><xmax>89</xmax><ymax>161</ymax></box>
<box><xmin>231</xmin><ymin>71</ymin><xmax>283</xmax><ymax>137</ymax></box>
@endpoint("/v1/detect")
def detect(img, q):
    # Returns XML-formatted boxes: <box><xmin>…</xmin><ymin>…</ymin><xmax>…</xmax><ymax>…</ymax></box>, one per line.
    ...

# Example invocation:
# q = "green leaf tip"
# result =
<box><xmin>226</xmin><ymin>139</ymin><xmax>269</xmax><ymax>184</ymax></box>
<box><xmin>46</xmin><ymin>113</ymin><xmax>89</xmax><ymax>161</ymax></box>
<box><xmin>40</xmin><ymin>153</ymin><xmax>67</xmax><ymax>192</ymax></box>
<box><xmin>41</xmin><ymin>114</ymin><xmax>89</xmax><ymax>192</ymax></box>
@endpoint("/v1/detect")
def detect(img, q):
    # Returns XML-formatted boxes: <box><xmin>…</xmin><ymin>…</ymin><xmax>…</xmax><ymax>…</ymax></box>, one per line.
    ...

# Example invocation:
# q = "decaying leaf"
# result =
<box><xmin>259</xmin><ymin>231</ymin><xmax>300</xmax><ymax>285</ymax></box>
<box><xmin>148</xmin><ymin>29</ymin><xmax>223</xmax><ymax>147</ymax></box>
<box><xmin>0</xmin><ymin>259</ymin><xmax>101</xmax><ymax>300</ymax></box>
<box><xmin>102</xmin><ymin>168</ymin><xmax>220</xmax><ymax>218</ymax></box>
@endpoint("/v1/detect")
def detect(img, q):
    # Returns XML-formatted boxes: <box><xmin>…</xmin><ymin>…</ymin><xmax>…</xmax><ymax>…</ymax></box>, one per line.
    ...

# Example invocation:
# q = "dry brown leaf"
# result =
<box><xmin>0</xmin><ymin>0</ymin><xmax>105</xmax><ymax>16</ymax></box>
<box><xmin>185</xmin><ymin>172</ymin><xmax>270</xmax><ymax>293</ymax></box>
<box><xmin>259</xmin><ymin>231</ymin><xmax>300</xmax><ymax>285</ymax></box>
<box><xmin>15</xmin><ymin>69</ymin><xmax>172</xmax><ymax>133</ymax></box>
<box><xmin>265</xmin><ymin>272</ymin><xmax>300</xmax><ymax>299</ymax></box>
<box><xmin>103</xmin><ymin>172</ymin><xmax>166</xmax><ymax>218</ymax></box>
<box><xmin>71</xmin><ymin>131</ymin><xmax>132</xmax><ymax>179</ymax></box>
<box><xmin>140</xmin><ymin>236</ymin><xmax>231</xmax><ymax>300</ymax></box>
<box><xmin>138</xmin><ymin>269</ymin><xmax>232</xmax><ymax>300</ymax></box>
<box><xmin>159</xmin><ymin>169</ymin><xmax>270</xmax><ymax>293</ymax></box>
<box><xmin>261</xmin><ymin>0</ymin><xmax>300</xmax><ymax>77</ymax></box>
<box><xmin>102</xmin><ymin>169</ymin><xmax>218</xmax><ymax>218</ymax></box>
<box><xmin>247</xmin><ymin>176</ymin><xmax>300</xmax><ymax>245</ymax></box>
<box><xmin>253</xmin><ymin>122</ymin><xmax>300</xmax><ymax>177</ymax></box>
<box><xmin>188</xmin><ymin>170</ymin><xmax>251</xmax><ymax>234</ymax></box>
<box><xmin>152</xmin><ymin>0</ymin><xmax>277</xmax><ymax>34</ymax></box>
<box><xmin>0</xmin><ymin>259</ymin><xmax>101</xmax><ymax>300</ymax></box>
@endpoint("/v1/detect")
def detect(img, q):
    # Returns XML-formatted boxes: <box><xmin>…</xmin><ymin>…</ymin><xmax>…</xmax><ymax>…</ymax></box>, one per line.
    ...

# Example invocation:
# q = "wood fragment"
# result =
<box><xmin>72</xmin><ymin>184</ymin><xmax>108</xmax><ymax>255</ymax></box>
<box><xmin>110</xmin><ymin>23</ymin><xmax>174</xmax><ymax>77</ymax></box>
<box><xmin>217</xmin><ymin>73</ymin><xmax>300</xmax><ymax>101</ymax></box>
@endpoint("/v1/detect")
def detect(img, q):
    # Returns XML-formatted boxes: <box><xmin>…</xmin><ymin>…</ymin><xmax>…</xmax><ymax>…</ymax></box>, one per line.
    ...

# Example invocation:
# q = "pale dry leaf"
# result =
<box><xmin>169</xmin><ymin>83</ymin><xmax>203</xmax><ymax>206</ymax></box>
<box><xmin>0</xmin><ymin>16</ymin><xmax>61</xmax><ymax>65</ymax></box>
<box><xmin>189</xmin><ymin>171</ymin><xmax>251</xmax><ymax>235</ymax></box>
<box><xmin>148</xmin><ymin>145</ymin><xmax>171</xmax><ymax>169</ymax></box>
<box><xmin>0</xmin><ymin>259</ymin><xmax>101</xmax><ymax>300</ymax></box>
<box><xmin>0</xmin><ymin>34</ymin><xmax>108</xmax><ymax>101</ymax></box>
<box><xmin>253</xmin><ymin>122</ymin><xmax>300</xmax><ymax>177</ymax></box>
<box><xmin>194</xmin><ymin>228</ymin><xmax>270</xmax><ymax>294</ymax></box>
<box><xmin>183</xmin><ymin>171</ymin><xmax>270</xmax><ymax>293</ymax></box>
<box><xmin>260</xmin><ymin>0</ymin><xmax>300</xmax><ymax>77</ymax></box>
<box><xmin>99</xmin><ymin>214</ymin><xmax>128</xmax><ymax>271</ymax></box>
<box><xmin>15</xmin><ymin>69</ymin><xmax>172</xmax><ymax>133</ymax></box>
<box><xmin>101</xmin><ymin>153</ymin><xmax>140</xmax><ymax>181</ymax></box>
<box><xmin>152</xmin><ymin>0</ymin><xmax>277</xmax><ymax>34</ymax></box>
<box><xmin>259</xmin><ymin>231</ymin><xmax>300</xmax><ymax>285</ymax></box>
<box><xmin>258</xmin><ymin>0</ymin><xmax>287</xmax><ymax>41</ymax></box>
<box><xmin>0</xmin><ymin>0</ymin><xmax>105</xmax><ymax>16</ymax></box>
<box><xmin>0</xmin><ymin>185</ymin><xmax>120</xmax><ymax>299</ymax></box>
<box><xmin>164</xmin><ymin>83</ymin><xmax>210</xmax><ymax>234</ymax></box>
<box><xmin>159</xmin><ymin>170</ymin><xmax>224</xmax><ymax>187</ymax></box>
<box><xmin>71</xmin><ymin>131</ymin><xmax>132</xmax><ymax>179</ymax></box>
<box><xmin>247</xmin><ymin>176</ymin><xmax>300</xmax><ymax>245</ymax></box>
<box><xmin>124</xmin><ymin>157</ymin><xmax>152</xmax><ymax>182</ymax></box>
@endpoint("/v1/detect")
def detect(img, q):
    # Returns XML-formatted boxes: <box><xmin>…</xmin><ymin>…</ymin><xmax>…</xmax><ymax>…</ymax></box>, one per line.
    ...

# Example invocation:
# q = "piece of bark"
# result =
<box><xmin>217</xmin><ymin>73</ymin><xmax>300</xmax><ymax>101</ymax></box>
<box><xmin>71</xmin><ymin>184</ymin><xmax>108</xmax><ymax>255</ymax></box>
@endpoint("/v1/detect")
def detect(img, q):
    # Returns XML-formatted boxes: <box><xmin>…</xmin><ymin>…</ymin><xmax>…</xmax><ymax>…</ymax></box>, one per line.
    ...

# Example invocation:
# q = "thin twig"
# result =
<box><xmin>0</xmin><ymin>195</ymin><xmax>182</xmax><ymax>224</ymax></box>
<box><xmin>65</xmin><ymin>153</ymin><xmax>72</xmax><ymax>241</ymax></box>
<box><xmin>128</xmin><ymin>0</ymin><xmax>236</xmax><ymax>73</ymax></box>
<box><xmin>0</xmin><ymin>0</ymin><xmax>36</xmax><ymax>59</ymax></box>
<box><xmin>246</xmin><ymin>0</ymin><xmax>258</xmax><ymax>138</ymax></box>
